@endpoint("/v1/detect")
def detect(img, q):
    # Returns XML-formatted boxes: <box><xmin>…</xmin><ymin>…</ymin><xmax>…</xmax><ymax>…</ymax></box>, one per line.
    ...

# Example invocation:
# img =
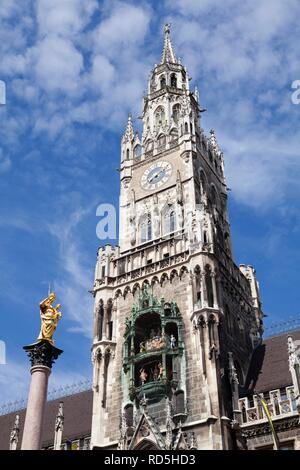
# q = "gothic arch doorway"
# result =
<box><xmin>133</xmin><ymin>439</ymin><xmax>160</xmax><ymax>450</ymax></box>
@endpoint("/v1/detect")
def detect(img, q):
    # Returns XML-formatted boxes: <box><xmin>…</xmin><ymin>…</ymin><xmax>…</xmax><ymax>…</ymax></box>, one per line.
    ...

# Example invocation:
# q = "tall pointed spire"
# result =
<box><xmin>161</xmin><ymin>23</ymin><xmax>177</xmax><ymax>64</ymax></box>
<box><xmin>122</xmin><ymin>113</ymin><xmax>134</xmax><ymax>143</ymax></box>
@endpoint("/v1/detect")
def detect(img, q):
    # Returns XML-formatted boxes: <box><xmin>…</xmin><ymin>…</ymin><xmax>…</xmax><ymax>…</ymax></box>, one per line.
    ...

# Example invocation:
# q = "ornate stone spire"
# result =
<box><xmin>122</xmin><ymin>113</ymin><xmax>134</xmax><ymax>143</ymax></box>
<box><xmin>228</xmin><ymin>352</ymin><xmax>239</xmax><ymax>386</ymax></box>
<box><xmin>287</xmin><ymin>336</ymin><xmax>300</xmax><ymax>417</ymax></box>
<box><xmin>161</xmin><ymin>24</ymin><xmax>177</xmax><ymax>64</ymax></box>
<box><xmin>165</xmin><ymin>398</ymin><xmax>173</xmax><ymax>450</ymax></box>
<box><xmin>209</xmin><ymin>129</ymin><xmax>221</xmax><ymax>156</ymax></box>
<box><xmin>9</xmin><ymin>414</ymin><xmax>20</xmax><ymax>450</ymax></box>
<box><xmin>288</xmin><ymin>336</ymin><xmax>300</xmax><ymax>370</ymax></box>
<box><xmin>54</xmin><ymin>402</ymin><xmax>64</xmax><ymax>450</ymax></box>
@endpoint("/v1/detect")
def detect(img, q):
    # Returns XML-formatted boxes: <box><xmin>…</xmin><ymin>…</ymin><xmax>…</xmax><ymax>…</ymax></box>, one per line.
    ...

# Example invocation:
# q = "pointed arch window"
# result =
<box><xmin>163</xmin><ymin>205</ymin><xmax>176</xmax><ymax>235</ymax></box>
<box><xmin>169</xmin><ymin>128</ymin><xmax>178</xmax><ymax>148</ymax></box>
<box><xmin>172</xmin><ymin>104</ymin><xmax>181</xmax><ymax>124</ymax></box>
<box><xmin>160</xmin><ymin>75</ymin><xmax>166</xmax><ymax>89</ymax></box>
<box><xmin>170</xmin><ymin>73</ymin><xmax>177</xmax><ymax>88</ymax></box>
<box><xmin>205</xmin><ymin>265</ymin><xmax>214</xmax><ymax>308</ymax></box>
<box><xmin>140</xmin><ymin>213</ymin><xmax>152</xmax><ymax>243</ymax></box>
<box><xmin>155</xmin><ymin>106</ymin><xmax>165</xmax><ymax>128</ymax></box>
<box><xmin>145</xmin><ymin>140</ymin><xmax>153</xmax><ymax>153</ymax></box>
<box><xmin>134</xmin><ymin>144</ymin><xmax>142</xmax><ymax>159</ymax></box>
<box><xmin>157</xmin><ymin>134</ymin><xmax>166</xmax><ymax>149</ymax></box>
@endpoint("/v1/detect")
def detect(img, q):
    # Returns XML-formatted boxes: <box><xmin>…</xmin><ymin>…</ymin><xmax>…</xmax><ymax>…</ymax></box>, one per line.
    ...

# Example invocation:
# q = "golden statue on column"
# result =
<box><xmin>37</xmin><ymin>292</ymin><xmax>62</xmax><ymax>345</ymax></box>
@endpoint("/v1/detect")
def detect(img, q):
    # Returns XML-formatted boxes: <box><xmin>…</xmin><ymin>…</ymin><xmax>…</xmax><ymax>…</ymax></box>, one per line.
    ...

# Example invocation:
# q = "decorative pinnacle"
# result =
<box><xmin>161</xmin><ymin>23</ymin><xmax>177</xmax><ymax>64</ymax></box>
<box><xmin>209</xmin><ymin>129</ymin><xmax>221</xmax><ymax>155</ymax></box>
<box><xmin>123</xmin><ymin>113</ymin><xmax>134</xmax><ymax>143</ymax></box>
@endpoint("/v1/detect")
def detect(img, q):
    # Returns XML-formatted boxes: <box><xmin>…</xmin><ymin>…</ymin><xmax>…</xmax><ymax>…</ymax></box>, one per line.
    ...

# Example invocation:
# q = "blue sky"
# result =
<box><xmin>0</xmin><ymin>0</ymin><xmax>300</xmax><ymax>404</ymax></box>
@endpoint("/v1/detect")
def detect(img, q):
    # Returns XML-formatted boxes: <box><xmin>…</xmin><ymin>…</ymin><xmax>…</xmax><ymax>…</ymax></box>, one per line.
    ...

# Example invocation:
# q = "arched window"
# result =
<box><xmin>205</xmin><ymin>265</ymin><xmax>214</xmax><ymax>308</ymax></box>
<box><xmin>163</xmin><ymin>205</ymin><xmax>176</xmax><ymax>234</ymax></box>
<box><xmin>199</xmin><ymin>170</ymin><xmax>207</xmax><ymax>196</ymax></box>
<box><xmin>170</xmin><ymin>73</ymin><xmax>177</xmax><ymax>88</ymax></box>
<box><xmin>194</xmin><ymin>265</ymin><xmax>201</xmax><ymax>304</ymax></box>
<box><xmin>140</xmin><ymin>213</ymin><xmax>152</xmax><ymax>243</ymax></box>
<box><xmin>107</xmin><ymin>305</ymin><xmax>113</xmax><ymax>341</ymax></box>
<box><xmin>175</xmin><ymin>390</ymin><xmax>185</xmax><ymax>414</ymax></box>
<box><xmin>160</xmin><ymin>75</ymin><xmax>166</xmax><ymax>88</ymax></box>
<box><xmin>145</xmin><ymin>140</ymin><xmax>153</xmax><ymax>153</ymax></box>
<box><xmin>126</xmin><ymin>149</ymin><xmax>130</xmax><ymax>160</ymax></box>
<box><xmin>184</xmin><ymin>122</ymin><xmax>188</xmax><ymax>134</ymax></box>
<box><xmin>155</xmin><ymin>106</ymin><xmax>165</xmax><ymax>127</ymax></box>
<box><xmin>190</xmin><ymin>123</ymin><xmax>193</xmax><ymax>134</ymax></box>
<box><xmin>210</xmin><ymin>185</ymin><xmax>218</xmax><ymax>208</ymax></box>
<box><xmin>98</xmin><ymin>302</ymin><xmax>104</xmax><ymax>341</ymax></box>
<box><xmin>124</xmin><ymin>404</ymin><xmax>133</xmax><ymax>427</ymax></box>
<box><xmin>169</xmin><ymin>128</ymin><xmax>178</xmax><ymax>143</ymax></box>
<box><xmin>172</xmin><ymin>103</ymin><xmax>181</xmax><ymax>124</ymax></box>
<box><xmin>225</xmin><ymin>304</ymin><xmax>233</xmax><ymax>335</ymax></box>
<box><xmin>134</xmin><ymin>144</ymin><xmax>142</xmax><ymax>159</ymax></box>
<box><xmin>157</xmin><ymin>134</ymin><xmax>166</xmax><ymax>149</ymax></box>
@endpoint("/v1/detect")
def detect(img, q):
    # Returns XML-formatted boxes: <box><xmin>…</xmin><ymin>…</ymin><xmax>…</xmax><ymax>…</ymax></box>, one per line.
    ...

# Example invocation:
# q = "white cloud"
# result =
<box><xmin>36</xmin><ymin>0</ymin><xmax>97</xmax><ymax>38</ymax></box>
<box><xmin>90</xmin><ymin>55</ymin><xmax>115</xmax><ymax>92</ymax></box>
<box><xmin>93</xmin><ymin>2</ymin><xmax>151</xmax><ymax>55</ymax></box>
<box><xmin>47</xmin><ymin>208</ymin><xmax>94</xmax><ymax>337</ymax></box>
<box><xmin>32</xmin><ymin>36</ymin><xmax>84</xmax><ymax>94</ymax></box>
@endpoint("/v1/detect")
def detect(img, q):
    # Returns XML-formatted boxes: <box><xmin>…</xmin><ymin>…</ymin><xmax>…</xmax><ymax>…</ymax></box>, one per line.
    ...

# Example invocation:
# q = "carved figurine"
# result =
<box><xmin>158</xmin><ymin>362</ymin><xmax>163</xmax><ymax>380</ymax></box>
<box><xmin>170</xmin><ymin>334</ymin><xmax>176</xmax><ymax>349</ymax></box>
<box><xmin>37</xmin><ymin>292</ymin><xmax>62</xmax><ymax>345</ymax></box>
<box><xmin>153</xmin><ymin>364</ymin><xmax>159</xmax><ymax>381</ymax></box>
<box><xmin>140</xmin><ymin>341</ymin><xmax>146</xmax><ymax>353</ymax></box>
<box><xmin>140</xmin><ymin>368</ymin><xmax>148</xmax><ymax>384</ymax></box>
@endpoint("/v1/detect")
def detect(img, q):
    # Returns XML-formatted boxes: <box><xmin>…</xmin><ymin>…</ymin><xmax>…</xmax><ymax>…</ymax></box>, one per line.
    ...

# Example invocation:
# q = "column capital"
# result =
<box><xmin>23</xmin><ymin>340</ymin><xmax>63</xmax><ymax>370</ymax></box>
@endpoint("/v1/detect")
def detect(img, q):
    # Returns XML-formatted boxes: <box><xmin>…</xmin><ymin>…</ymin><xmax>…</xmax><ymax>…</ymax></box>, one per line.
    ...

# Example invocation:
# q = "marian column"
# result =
<box><xmin>21</xmin><ymin>292</ymin><xmax>63</xmax><ymax>450</ymax></box>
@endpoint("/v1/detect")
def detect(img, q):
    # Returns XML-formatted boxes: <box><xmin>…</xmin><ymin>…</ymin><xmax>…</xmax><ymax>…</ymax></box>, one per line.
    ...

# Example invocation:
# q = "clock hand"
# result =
<box><xmin>149</xmin><ymin>169</ymin><xmax>164</xmax><ymax>183</ymax></box>
<box><xmin>149</xmin><ymin>171</ymin><xmax>160</xmax><ymax>183</ymax></box>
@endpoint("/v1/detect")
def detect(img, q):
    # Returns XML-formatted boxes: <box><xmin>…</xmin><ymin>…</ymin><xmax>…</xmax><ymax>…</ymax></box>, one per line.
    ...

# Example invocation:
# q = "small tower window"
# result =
<box><xmin>175</xmin><ymin>390</ymin><xmax>185</xmax><ymax>414</ymax></box>
<box><xmin>170</xmin><ymin>73</ymin><xmax>177</xmax><ymax>88</ymax></box>
<box><xmin>145</xmin><ymin>140</ymin><xmax>153</xmax><ymax>153</ymax></box>
<box><xmin>157</xmin><ymin>134</ymin><xmax>166</xmax><ymax>149</ymax></box>
<box><xmin>124</xmin><ymin>404</ymin><xmax>133</xmax><ymax>427</ymax></box>
<box><xmin>126</xmin><ymin>149</ymin><xmax>130</xmax><ymax>160</ymax></box>
<box><xmin>205</xmin><ymin>265</ymin><xmax>214</xmax><ymax>308</ymax></box>
<box><xmin>184</xmin><ymin>122</ymin><xmax>188</xmax><ymax>134</ymax></box>
<box><xmin>172</xmin><ymin>104</ymin><xmax>181</xmax><ymax>124</ymax></box>
<box><xmin>155</xmin><ymin>106</ymin><xmax>165</xmax><ymax>127</ymax></box>
<box><xmin>163</xmin><ymin>205</ymin><xmax>176</xmax><ymax>234</ymax></box>
<box><xmin>140</xmin><ymin>213</ymin><xmax>152</xmax><ymax>243</ymax></box>
<box><xmin>160</xmin><ymin>75</ymin><xmax>166</xmax><ymax>88</ymax></box>
<box><xmin>134</xmin><ymin>144</ymin><xmax>142</xmax><ymax>159</ymax></box>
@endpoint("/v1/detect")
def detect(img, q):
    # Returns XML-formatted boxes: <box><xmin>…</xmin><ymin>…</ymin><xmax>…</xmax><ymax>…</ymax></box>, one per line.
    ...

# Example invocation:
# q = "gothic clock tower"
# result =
<box><xmin>90</xmin><ymin>25</ymin><xmax>263</xmax><ymax>450</ymax></box>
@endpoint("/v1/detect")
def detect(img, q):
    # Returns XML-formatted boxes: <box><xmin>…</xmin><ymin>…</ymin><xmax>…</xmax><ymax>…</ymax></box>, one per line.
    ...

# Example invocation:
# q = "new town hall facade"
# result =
<box><xmin>1</xmin><ymin>25</ymin><xmax>300</xmax><ymax>451</ymax></box>
<box><xmin>89</xmin><ymin>25</ymin><xmax>283</xmax><ymax>450</ymax></box>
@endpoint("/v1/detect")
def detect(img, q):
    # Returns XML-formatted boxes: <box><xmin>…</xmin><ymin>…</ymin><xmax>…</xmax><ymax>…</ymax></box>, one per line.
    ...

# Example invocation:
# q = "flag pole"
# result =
<box><xmin>254</xmin><ymin>391</ymin><xmax>280</xmax><ymax>450</ymax></box>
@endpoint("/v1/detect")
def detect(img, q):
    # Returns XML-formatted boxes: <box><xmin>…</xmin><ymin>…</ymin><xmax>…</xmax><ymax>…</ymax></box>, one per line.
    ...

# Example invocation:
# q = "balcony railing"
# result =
<box><xmin>238</xmin><ymin>386</ymin><xmax>297</xmax><ymax>424</ymax></box>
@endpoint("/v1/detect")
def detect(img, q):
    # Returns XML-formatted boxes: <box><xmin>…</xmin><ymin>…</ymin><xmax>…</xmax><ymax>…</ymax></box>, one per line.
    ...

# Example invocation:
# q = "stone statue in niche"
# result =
<box><xmin>170</xmin><ymin>334</ymin><xmax>176</xmax><ymax>349</ymax></box>
<box><xmin>140</xmin><ymin>368</ymin><xmax>148</xmax><ymax>384</ymax></box>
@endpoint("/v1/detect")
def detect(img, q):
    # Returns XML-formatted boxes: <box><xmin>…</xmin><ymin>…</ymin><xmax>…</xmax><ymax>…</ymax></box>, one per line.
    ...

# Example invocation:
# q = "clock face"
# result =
<box><xmin>141</xmin><ymin>161</ymin><xmax>172</xmax><ymax>190</ymax></box>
